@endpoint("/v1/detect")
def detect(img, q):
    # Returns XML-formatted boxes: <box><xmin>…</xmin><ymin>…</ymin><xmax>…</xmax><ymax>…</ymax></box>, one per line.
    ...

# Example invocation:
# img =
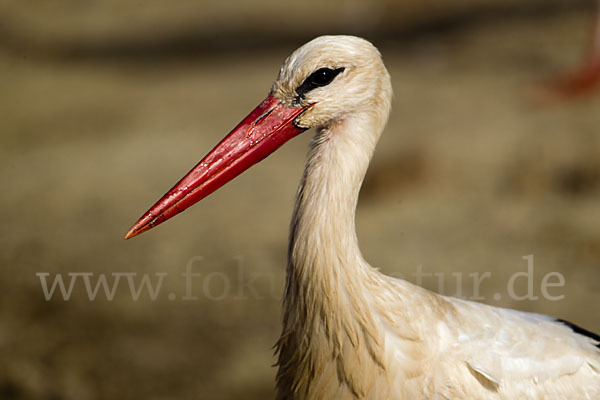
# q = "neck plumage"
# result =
<box><xmin>275</xmin><ymin>110</ymin><xmax>389</xmax><ymax>398</ymax></box>
<box><xmin>287</xmin><ymin>114</ymin><xmax>379</xmax><ymax>307</ymax></box>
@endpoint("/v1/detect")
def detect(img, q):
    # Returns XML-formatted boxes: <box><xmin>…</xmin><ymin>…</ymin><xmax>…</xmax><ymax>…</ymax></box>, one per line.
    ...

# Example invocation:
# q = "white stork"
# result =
<box><xmin>125</xmin><ymin>36</ymin><xmax>600</xmax><ymax>399</ymax></box>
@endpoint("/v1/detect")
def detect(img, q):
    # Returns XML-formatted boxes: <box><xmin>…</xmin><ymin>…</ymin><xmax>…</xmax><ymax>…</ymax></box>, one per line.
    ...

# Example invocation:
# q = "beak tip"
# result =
<box><xmin>124</xmin><ymin>219</ymin><xmax>150</xmax><ymax>240</ymax></box>
<box><xmin>123</xmin><ymin>227</ymin><xmax>138</xmax><ymax>240</ymax></box>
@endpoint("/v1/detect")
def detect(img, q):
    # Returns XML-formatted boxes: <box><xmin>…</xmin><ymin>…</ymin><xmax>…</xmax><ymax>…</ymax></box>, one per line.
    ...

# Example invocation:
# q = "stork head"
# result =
<box><xmin>273</xmin><ymin>35</ymin><xmax>392</xmax><ymax>130</ymax></box>
<box><xmin>124</xmin><ymin>35</ymin><xmax>391</xmax><ymax>239</ymax></box>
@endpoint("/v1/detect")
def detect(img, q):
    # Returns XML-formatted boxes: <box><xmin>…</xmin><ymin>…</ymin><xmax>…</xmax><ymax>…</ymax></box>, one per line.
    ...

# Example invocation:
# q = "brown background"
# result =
<box><xmin>1</xmin><ymin>1</ymin><xmax>599</xmax><ymax>399</ymax></box>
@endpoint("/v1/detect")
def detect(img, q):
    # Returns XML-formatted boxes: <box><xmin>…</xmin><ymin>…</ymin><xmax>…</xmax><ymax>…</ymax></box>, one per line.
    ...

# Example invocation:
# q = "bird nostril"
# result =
<box><xmin>252</xmin><ymin>106</ymin><xmax>276</xmax><ymax>127</ymax></box>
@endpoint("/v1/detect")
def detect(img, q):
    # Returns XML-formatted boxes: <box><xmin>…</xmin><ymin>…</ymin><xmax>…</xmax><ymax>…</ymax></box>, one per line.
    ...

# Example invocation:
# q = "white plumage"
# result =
<box><xmin>128</xmin><ymin>35</ymin><xmax>600</xmax><ymax>399</ymax></box>
<box><xmin>271</xmin><ymin>36</ymin><xmax>600</xmax><ymax>399</ymax></box>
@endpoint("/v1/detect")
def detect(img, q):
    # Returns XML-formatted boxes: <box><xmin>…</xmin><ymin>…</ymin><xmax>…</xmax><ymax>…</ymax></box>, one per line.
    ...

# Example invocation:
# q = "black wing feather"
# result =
<box><xmin>557</xmin><ymin>319</ymin><xmax>600</xmax><ymax>348</ymax></box>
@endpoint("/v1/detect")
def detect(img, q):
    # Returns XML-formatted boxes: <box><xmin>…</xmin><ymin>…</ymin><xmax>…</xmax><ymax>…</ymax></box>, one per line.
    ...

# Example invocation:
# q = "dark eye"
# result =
<box><xmin>296</xmin><ymin>67</ymin><xmax>345</xmax><ymax>101</ymax></box>
<box><xmin>309</xmin><ymin>68</ymin><xmax>340</xmax><ymax>86</ymax></box>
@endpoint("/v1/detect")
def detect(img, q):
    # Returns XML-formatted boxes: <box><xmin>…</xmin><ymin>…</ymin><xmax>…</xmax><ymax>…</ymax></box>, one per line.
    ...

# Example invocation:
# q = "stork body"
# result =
<box><xmin>126</xmin><ymin>36</ymin><xmax>600</xmax><ymax>399</ymax></box>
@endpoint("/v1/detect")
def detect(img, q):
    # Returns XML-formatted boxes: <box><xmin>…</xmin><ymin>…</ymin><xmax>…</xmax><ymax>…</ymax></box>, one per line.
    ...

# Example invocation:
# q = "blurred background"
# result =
<box><xmin>1</xmin><ymin>0</ymin><xmax>599</xmax><ymax>399</ymax></box>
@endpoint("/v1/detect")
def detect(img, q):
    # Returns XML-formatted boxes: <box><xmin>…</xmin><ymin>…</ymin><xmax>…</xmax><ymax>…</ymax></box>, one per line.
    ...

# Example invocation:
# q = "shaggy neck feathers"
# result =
<box><xmin>275</xmin><ymin>110</ymin><xmax>389</xmax><ymax>399</ymax></box>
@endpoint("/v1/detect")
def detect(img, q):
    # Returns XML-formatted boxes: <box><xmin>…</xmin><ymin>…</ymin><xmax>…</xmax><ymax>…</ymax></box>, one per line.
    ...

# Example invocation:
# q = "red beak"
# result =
<box><xmin>124</xmin><ymin>94</ymin><xmax>311</xmax><ymax>239</ymax></box>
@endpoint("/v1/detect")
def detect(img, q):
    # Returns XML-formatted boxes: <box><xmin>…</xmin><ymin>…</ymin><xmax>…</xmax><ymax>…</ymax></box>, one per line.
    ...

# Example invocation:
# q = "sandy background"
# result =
<box><xmin>1</xmin><ymin>1</ymin><xmax>599</xmax><ymax>399</ymax></box>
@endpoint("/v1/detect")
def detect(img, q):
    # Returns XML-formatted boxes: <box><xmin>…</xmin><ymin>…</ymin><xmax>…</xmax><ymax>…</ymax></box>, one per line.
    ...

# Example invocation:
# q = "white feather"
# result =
<box><xmin>265</xmin><ymin>35</ymin><xmax>600</xmax><ymax>399</ymax></box>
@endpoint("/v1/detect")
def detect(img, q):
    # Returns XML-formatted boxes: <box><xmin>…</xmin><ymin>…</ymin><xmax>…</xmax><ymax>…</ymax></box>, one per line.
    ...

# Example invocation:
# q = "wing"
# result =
<box><xmin>439</xmin><ymin>298</ymin><xmax>600</xmax><ymax>398</ymax></box>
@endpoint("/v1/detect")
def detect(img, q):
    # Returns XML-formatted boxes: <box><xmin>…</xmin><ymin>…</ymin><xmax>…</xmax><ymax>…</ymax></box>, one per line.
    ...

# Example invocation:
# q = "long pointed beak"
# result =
<box><xmin>124</xmin><ymin>94</ymin><xmax>310</xmax><ymax>239</ymax></box>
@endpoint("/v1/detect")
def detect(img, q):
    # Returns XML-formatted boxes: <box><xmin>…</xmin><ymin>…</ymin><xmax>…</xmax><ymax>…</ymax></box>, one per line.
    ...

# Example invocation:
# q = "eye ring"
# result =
<box><xmin>296</xmin><ymin>67</ymin><xmax>345</xmax><ymax>101</ymax></box>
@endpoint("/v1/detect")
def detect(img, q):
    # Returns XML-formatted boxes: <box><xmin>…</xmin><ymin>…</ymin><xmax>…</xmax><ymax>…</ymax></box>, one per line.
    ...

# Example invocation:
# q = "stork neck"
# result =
<box><xmin>289</xmin><ymin>114</ymin><xmax>381</xmax><ymax>279</ymax></box>
<box><xmin>276</xmin><ymin>112</ymin><xmax>388</xmax><ymax>397</ymax></box>
<box><xmin>284</xmin><ymin>109</ymin><xmax>390</xmax><ymax>320</ymax></box>
<box><xmin>276</xmin><ymin>78</ymin><xmax>392</xmax><ymax>397</ymax></box>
